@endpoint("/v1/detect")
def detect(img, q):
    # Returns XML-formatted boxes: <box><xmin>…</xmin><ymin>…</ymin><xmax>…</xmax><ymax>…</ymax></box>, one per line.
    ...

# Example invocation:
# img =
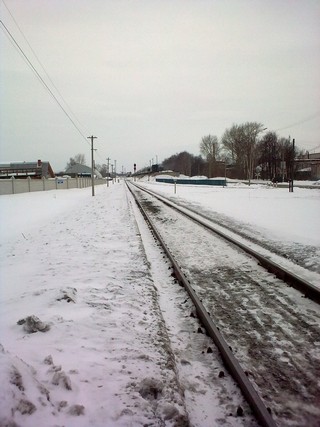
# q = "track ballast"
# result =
<box><xmin>127</xmin><ymin>180</ymin><xmax>320</xmax><ymax>427</ymax></box>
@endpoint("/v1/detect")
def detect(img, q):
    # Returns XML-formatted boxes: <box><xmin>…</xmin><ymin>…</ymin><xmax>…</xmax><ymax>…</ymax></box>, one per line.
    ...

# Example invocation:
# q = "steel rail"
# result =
<box><xmin>127</xmin><ymin>181</ymin><xmax>278</xmax><ymax>427</ymax></box>
<box><xmin>130</xmin><ymin>181</ymin><xmax>320</xmax><ymax>303</ymax></box>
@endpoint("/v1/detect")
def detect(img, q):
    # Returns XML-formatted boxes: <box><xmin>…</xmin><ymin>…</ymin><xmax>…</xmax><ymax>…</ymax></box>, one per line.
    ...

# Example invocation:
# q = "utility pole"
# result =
<box><xmin>248</xmin><ymin>144</ymin><xmax>252</xmax><ymax>186</ymax></box>
<box><xmin>114</xmin><ymin>160</ymin><xmax>117</xmax><ymax>182</ymax></box>
<box><xmin>87</xmin><ymin>135</ymin><xmax>97</xmax><ymax>196</ymax></box>
<box><xmin>281</xmin><ymin>150</ymin><xmax>285</xmax><ymax>183</ymax></box>
<box><xmin>111</xmin><ymin>164</ymin><xmax>114</xmax><ymax>183</ymax></box>
<box><xmin>106</xmin><ymin>157</ymin><xmax>110</xmax><ymax>187</ymax></box>
<box><xmin>289</xmin><ymin>138</ymin><xmax>295</xmax><ymax>193</ymax></box>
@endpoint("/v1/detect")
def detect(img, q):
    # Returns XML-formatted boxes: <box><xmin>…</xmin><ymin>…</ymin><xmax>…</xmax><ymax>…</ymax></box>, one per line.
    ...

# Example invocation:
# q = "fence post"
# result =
<box><xmin>55</xmin><ymin>177</ymin><xmax>58</xmax><ymax>189</ymax></box>
<box><xmin>42</xmin><ymin>177</ymin><xmax>46</xmax><ymax>191</ymax></box>
<box><xmin>28</xmin><ymin>176</ymin><xmax>31</xmax><ymax>192</ymax></box>
<box><xmin>11</xmin><ymin>176</ymin><xmax>15</xmax><ymax>194</ymax></box>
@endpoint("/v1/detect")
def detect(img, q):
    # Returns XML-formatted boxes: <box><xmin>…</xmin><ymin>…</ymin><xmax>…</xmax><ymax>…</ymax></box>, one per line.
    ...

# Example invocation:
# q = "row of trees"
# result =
<box><xmin>163</xmin><ymin>122</ymin><xmax>301</xmax><ymax>181</ymax></box>
<box><xmin>162</xmin><ymin>152</ymin><xmax>206</xmax><ymax>177</ymax></box>
<box><xmin>66</xmin><ymin>121</ymin><xmax>302</xmax><ymax>181</ymax></box>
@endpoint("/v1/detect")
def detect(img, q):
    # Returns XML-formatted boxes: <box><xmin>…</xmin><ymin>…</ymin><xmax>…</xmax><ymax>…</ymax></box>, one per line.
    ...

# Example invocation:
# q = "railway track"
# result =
<box><xmin>130</xmin><ymin>182</ymin><xmax>320</xmax><ymax>302</ymax></box>
<box><xmin>127</xmin><ymin>180</ymin><xmax>320</xmax><ymax>427</ymax></box>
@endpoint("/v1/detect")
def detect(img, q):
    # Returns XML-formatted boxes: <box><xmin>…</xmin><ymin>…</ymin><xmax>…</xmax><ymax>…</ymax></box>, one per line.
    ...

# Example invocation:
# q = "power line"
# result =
<box><xmin>0</xmin><ymin>18</ymin><xmax>90</xmax><ymax>146</ymax></box>
<box><xmin>309</xmin><ymin>144</ymin><xmax>320</xmax><ymax>153</ymax></box>
<box><xmin>275</xmin><ymin>112</ymin><xmax>320</xmax><ymax>132</ymax></box>
<box><xmin>1</xmin><ymin>19</ymin><xmax>46</xmax><ymax>88</ymax></box>
<box><xmin>1</xmin><ymin>0</ymin><xmax>90</xmax><ymax>137</ymax></box>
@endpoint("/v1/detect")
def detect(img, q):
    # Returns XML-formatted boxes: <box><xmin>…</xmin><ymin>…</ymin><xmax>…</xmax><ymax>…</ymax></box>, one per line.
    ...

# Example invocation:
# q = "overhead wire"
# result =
<box><xmin>1</xmin><ymin>15</ymin><xmax>110</xmax><ymax>169</ymax></box>
<box><xmin>1</xmin><ymin>0</ymin><xmax>91</xmax><ymax>138</ymax></box>
<box><xmin>275</xmin><ymin>112</ymin><xmax>320</xmax><ymax>132</ymax></box>
<box><xmin>309</xmin><ymin>144</ymin><xmax>320</xmax><ymax>153</ymax></box>
<box><xmin>0</xmin><ymin>18</ymin><xmax>90</xmax><ymax>146</ymax></box>
<box><xmin>1</xmin><ymin>2</ymin><xmax>118</xmax><ymax>170</ymax></box>
<box><xmin>0</xmin><ymin>19</ymin><xmax>46</xmax><ymax>89</ymax></box>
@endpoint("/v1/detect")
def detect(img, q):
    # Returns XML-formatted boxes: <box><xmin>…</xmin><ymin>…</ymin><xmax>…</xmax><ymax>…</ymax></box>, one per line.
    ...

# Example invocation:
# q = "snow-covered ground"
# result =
<box><xmin>140</xmin><ymin>177</ymin><xmax>320</xmax><ymax>275</ymax></box>
<box><xmin>142</xmin><ymin>177</ymin><xmax>320</xmax><ymax>249</ymax></box>
<box><xmin>0</xmin><ymin>180</ymin><xmax>319</xmax><ymax>426</ymax></box>
<box><xmin>1</xmin><ymin>184</ymin><xmax>193</xmax><ymax>427</ymax></box>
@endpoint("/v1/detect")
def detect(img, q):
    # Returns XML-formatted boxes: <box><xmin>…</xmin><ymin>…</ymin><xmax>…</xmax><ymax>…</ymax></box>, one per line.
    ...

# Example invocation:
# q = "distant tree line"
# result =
<box><xmin>161</xmin><ymin>152</ymin><xmax>207</xmax><ymax>177</ymax></box>
<box><xmin>162</xmin><ymin>122</ymin><xmax>303</xmax><ymax>181</ymax></box>
<box><xmin>67</xmin><ymin>121</ymin><xmax>305</xmax><ymax>181</ymax></box>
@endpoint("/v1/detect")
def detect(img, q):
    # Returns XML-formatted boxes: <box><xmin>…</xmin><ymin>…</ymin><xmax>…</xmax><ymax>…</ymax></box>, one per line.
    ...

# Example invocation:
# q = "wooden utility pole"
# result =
<box><xmin>289</xmin><ymin>138</ymin><xmax>295</xmax><ymax>192</ymax></box>
<box><xmin>87</xmin><ymin>135</ymin><xmax>97</xmax><ymax>196</ymax></box>
<box><xmin>106</xmin><ymin>157</ymin><xmax>110</xmax><ymax>187</ymax></box>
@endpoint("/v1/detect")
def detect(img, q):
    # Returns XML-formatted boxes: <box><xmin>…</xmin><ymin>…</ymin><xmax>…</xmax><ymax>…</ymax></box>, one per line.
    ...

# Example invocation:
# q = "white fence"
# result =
<box><xmin>0</xmin><ymin>177</ymin><xmax>106</xmax><ymax>196</ymax></box>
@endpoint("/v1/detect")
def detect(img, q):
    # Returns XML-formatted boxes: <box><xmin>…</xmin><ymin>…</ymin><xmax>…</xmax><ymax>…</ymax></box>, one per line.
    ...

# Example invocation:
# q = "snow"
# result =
<box><xmin>0</xmin><ymin>180</ymin><xmax>319</xmax><ymax>426</ymax></box>
<box><xmin>0</xmin><ymin>185</ymin><xmax>191</xmax><ymax>426</ymax></box>
<box><xmin>146</xmin><ymin>176</ymin><xmax>320</xmax><ymax>254</ymax></box>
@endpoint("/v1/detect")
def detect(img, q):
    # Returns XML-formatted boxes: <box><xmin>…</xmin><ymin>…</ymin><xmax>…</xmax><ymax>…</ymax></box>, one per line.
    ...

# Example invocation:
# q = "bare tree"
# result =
<box><xmin>66</xmin><ymin>153</ymin><xmax>86</xmax><ymax>169</ymax></box>
<box><xmin>279</xmin><ymin>137</ymin><xmax>299</xmax><ymax>181</ymax></box>
<box><xmin>243</xmin><ymin>122</ymin><xmax>265</xmax><ymax>183</ymax></box>
<box><xmin>257</xmin><ymin>132</ymin><xmax>279</xmax><ymax>180</ymax></box>
<box><xmin>221</xmin><ymin>124</ymin><xmax>246</xmax><ymax>177</ymax></box>
<box><xmin>200</xmin><ymin>135</ymin><xmax>219</xmax><ymax>177</ymax></box>
<box><xmin>95</xmin><ymin>163</ymin><xmax>108</xmax><ymax>177</ymax></box>
<box><xmin>221</xmin><ymin>123</ymin><xmax>265</xmax><ymax>181</ymax></box>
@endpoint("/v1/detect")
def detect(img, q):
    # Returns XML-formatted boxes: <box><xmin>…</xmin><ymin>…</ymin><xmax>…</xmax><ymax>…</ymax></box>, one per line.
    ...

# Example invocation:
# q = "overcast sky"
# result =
<box><xmin>1</xmin><ymin>0</ymin><xmax>319</xmax><ymax>174</ymax></box>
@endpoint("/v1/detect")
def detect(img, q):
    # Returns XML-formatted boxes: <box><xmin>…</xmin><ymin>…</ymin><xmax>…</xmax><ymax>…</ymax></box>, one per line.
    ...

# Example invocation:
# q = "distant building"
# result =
<box><xmin>65</xmin><ymin>163</ymin><xmax>102</xmax><ymax>178</ymax></box>
<box><xmin>295</xmin><ymin>152</ymin><xmax>320</xmax><ymax>180</ymax></box>
<box><xmin>0</xmin><ymin>160</ymin><xmax>55</xmax><ymax>179</ymax></box>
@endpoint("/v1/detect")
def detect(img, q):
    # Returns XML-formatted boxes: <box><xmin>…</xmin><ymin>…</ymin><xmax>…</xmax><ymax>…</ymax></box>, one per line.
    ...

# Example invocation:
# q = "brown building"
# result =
<box><xmin>0</xmin><ymin>160</ymin><xmax>55</xmax><ymax>179</ymax></box>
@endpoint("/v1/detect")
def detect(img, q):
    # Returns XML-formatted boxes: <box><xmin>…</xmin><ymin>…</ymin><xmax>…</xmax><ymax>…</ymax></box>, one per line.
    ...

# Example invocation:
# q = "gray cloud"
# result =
<box><xmin>1</xmin><ymin>0</ymin><xmax>319</xmax><ymax>173</ymax></box>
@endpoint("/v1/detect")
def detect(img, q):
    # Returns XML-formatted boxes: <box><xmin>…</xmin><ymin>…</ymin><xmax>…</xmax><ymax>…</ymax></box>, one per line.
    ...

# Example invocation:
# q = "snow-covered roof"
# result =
<box><xmin>0</xmin><ymin>161</ymin><xmax>55</xmax><ymax>178</ymax></box>
<box><xmin>65</xmin><ymin>163</ymin><xmax>102</xmax><ymax>178</ymax></box>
